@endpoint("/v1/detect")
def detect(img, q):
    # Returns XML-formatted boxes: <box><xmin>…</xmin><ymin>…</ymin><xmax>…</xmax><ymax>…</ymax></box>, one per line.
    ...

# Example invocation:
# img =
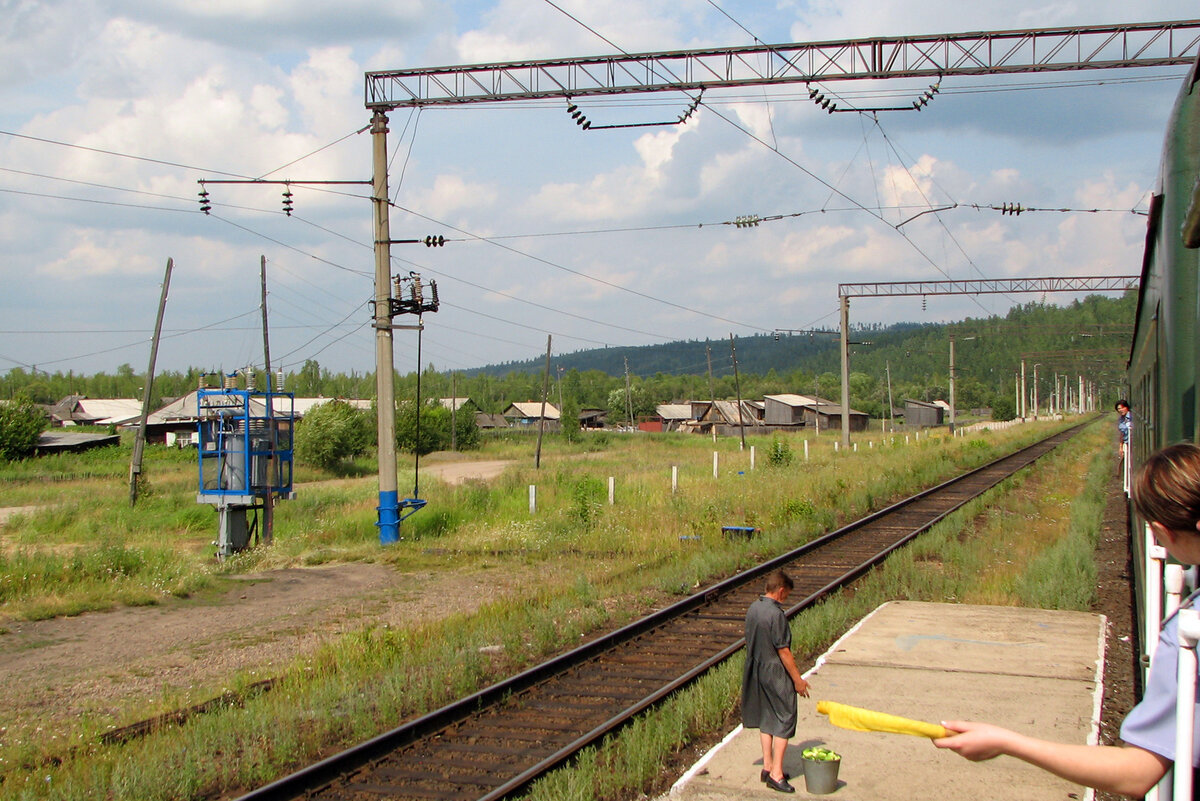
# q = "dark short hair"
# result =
<box><xmin>1132</xmin><ymin>443</ymin><xmax>1200</xmax><ymax>532</ymax></box>
<box><xmin>1116</xmin><ymin>399</ymin><xmax>1130</xmax><ymax>411</ymax></box>
<box><xmin>765</xmin><ymin>569</ymin><xmax>794</xmax><ymax>593</ymax></box>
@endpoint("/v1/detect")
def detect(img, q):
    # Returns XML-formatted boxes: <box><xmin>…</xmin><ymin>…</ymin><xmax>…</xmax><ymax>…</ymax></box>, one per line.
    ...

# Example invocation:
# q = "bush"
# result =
<box><xmin>766</xmin><ymin>435</ymin><xmax>794</xmax><ymax>467</ymax></box>
<box><xmin>294</xmin><ymin>399</ymin><xmax>373</xmax><ymax>470</ymax></box>
<box><xmin>991</xmin><ymin>397</ymin><xmax>1016</xmax><ymax>422</ymax></box>
<box><xmin>0</xmin><ymin>396</ymin><xmax>45</xmax><ymax>460</ymax></box>
<box><xmin>396</xmin><ymin>402</ymin><xmax>480</xmax><ymax>455</ymax></box>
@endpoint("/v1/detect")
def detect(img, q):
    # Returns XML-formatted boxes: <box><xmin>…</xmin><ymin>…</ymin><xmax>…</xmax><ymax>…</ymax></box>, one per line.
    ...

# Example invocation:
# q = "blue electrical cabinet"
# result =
<box><xmin>197</xmin><ymin>383</ymin><xmax>294</xmax><ymax>558</ymax></box>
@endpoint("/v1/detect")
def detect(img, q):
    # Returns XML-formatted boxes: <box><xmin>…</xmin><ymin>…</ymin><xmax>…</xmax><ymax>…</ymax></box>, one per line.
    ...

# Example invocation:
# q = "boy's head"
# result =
<box><xmin>1116</xmin><ymin>400</ymin><xmax>1130</xmax><ymax>414</ymax></box>
<box><xmin>1133</xmin><ymin>443</ymin><xmax>1200</xmax><ymax>557</ymax></box>
<box><xmin>764</xmin><ymin>569</ymin><xmax>794</xmax><ymax>597</ymax></box>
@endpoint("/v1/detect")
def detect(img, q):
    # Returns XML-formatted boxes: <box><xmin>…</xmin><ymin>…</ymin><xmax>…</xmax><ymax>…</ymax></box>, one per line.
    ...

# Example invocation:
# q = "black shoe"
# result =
<box><xmin>760</xmin><ymin>770</ymin><xmax>791</xmax><ymax>783</ymax></box>
<box><xmin>764</xmin><ymin>774</ymin><xmax>795</xmax><ymax>793</ymax></box>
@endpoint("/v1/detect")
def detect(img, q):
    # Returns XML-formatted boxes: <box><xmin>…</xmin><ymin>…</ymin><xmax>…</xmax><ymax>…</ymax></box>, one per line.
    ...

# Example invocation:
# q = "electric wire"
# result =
<box><xmin>0</xmin><ymin>129</ymin><xmax>254</xmax><ymax>179</ymax></box>
<box><xmin>391</xmin><ymin>108</ymin><xmax>423</xmax><ymax>204</ymax></box>
<box><xmin>24</xmin><ymin>309</ymin><xmax>261</xmax><ymax>369</ymax></box>
<box><xmin>257</xmin><ymin>125</ymin><xmax>370</xmax><ymax>180</ymax></box>
<box><xmin>390</xmin><ymin>202</ymin><xmax>770</xmax><ymax>333</ymax></box>
<box><xmin>0</xmin><ymin>186</ymin><xmax>196</xmax><ymax>214</ymax></box>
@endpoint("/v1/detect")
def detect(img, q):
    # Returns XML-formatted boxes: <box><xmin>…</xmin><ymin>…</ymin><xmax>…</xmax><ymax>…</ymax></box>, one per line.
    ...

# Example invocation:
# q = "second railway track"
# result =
<box><xmin>240</xmin><ymin>423</ymin><xmax>1088</xmax><ymax>801</ymax></box>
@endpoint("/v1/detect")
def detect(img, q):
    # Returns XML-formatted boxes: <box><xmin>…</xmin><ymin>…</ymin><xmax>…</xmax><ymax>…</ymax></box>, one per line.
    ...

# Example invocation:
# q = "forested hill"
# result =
<box><xmin>467</xmin><ymin>292</ymin><xmax>1133</xmax><ymax>399</ymax></box>
<box><xmin>1</xmin><ymin>293</ymin><xmax>1134</xmax><ymax>419</ymax></box>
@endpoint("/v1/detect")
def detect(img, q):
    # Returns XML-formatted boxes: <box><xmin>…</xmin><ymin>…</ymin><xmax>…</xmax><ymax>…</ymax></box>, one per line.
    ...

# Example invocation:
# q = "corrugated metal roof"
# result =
<box><xmin>656</xmin><ymin>404</ymin><xmax>692</xmax><ymax>420</ymax></box>
<box><xmin>503</xmin><ymin>402</ymin><xmax>561</xmax><ymax>420</ymax></box>
<box><xmin>73</xmin><ymin>398</ymin><xmax>144</xmax><ymax>425</ymax></box>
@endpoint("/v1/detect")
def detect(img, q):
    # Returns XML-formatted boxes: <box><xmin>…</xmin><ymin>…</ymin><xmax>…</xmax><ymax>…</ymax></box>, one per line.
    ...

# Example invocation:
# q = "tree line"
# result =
<box><xmin>2</xmin><ymin>293</ymin><xmax>1134</xmax><ymax>425</ymax></box>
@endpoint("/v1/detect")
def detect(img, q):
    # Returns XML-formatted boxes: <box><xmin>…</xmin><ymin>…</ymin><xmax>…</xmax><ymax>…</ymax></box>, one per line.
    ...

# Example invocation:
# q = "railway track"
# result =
<box><xmin>240</xmin><ymin>424</ymin><xmax>1086</xmax><ymax>801</ymax></box>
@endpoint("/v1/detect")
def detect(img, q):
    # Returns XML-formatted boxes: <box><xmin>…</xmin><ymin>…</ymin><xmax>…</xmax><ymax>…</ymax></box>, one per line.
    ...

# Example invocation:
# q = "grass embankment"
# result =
<box><xmin>0</xmin><ymin>419</ymin><xmax>1093</xmax><ymax>799</ymax></box>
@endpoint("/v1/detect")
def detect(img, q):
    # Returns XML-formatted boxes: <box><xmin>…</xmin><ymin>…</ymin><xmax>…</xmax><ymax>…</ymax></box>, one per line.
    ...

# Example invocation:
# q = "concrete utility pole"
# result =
<box><xmin>1033</xmin><ymin>363</ymin><xmax>1041</xmax><ymax>419</ymax></box>
<box><xmin>1020</xmin><ymin>360</ymin><xmax>1027</xmax><ymax>419</ymax></box>
<box><xmin>840</xmin><ymin>294</ymin><xmax>850</xmax><ymax>449</ymax></box>
<box><xmin>371</xmin><ymin>110</ymin><xmax>400</xmax><ymax>545</ymax></box>
<box><xmin>949</xmin><ymin>336</ymin><xmax>957</xmax><ymax>435</ymax></box>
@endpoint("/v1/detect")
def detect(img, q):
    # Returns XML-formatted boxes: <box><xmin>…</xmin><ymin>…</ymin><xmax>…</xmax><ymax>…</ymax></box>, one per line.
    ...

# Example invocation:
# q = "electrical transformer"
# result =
<box><xmin>196</xmin><ymin>372</ymin><xmax>294</xmax><ymax>558</ymax></box>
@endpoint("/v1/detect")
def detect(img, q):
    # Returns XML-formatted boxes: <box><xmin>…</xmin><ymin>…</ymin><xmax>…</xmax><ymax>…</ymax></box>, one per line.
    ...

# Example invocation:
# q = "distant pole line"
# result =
<box><xmin>835</xmin><ymin>275</ymin><xmax>1139</xmax><ymax>444</ymax></box>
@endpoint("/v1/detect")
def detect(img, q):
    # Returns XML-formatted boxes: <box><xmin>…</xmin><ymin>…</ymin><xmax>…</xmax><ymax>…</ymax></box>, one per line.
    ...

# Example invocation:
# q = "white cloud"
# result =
<box><xmin>0</xmin><ymin>0</ymin><xmax>1190</xmax><ymax>374</ymax></box>
<box><xmin>411</xmin><ymin>173</ymin><xmax>499</xmax><ymax>218</ymax></box>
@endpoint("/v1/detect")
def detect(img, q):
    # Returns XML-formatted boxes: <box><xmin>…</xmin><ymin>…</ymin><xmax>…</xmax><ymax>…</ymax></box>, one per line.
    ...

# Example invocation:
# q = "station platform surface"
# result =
<box><xmin>663</xmin><ymin>600</ymin><xmax>1106</xmax><ymax>801</ymax></box>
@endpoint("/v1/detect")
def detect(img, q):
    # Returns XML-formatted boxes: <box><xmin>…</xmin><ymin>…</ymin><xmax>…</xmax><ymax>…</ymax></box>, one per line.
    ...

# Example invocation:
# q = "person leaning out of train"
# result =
<box><xmin>1116</xmin><ymin>400</ymin><xmax>1132</xmax><ymax>459</ymax></box>
<box><xmin>934</xmin><ymin>441</ymin><xmax>1200</xmax><ymax>798</ymax></box>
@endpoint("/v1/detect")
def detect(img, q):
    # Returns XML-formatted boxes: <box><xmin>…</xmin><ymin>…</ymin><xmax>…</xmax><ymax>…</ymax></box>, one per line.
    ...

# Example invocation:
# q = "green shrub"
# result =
<box><xmin>569</xmin><ymin>476</ymin><xmax>606</xmax><ymax>529</ymax></box>
<box><xmin>295</xmin><ymin>399</ymin><xmax>373</xmax><ymax>470</ymax></box>
<box><xmin>0</xmin><ymin>396</ymin><xmax>45</xmax><ymax>460</ymax></box>
<box><xmin>766</xmin><ymin>436</ymin><xmax>794</xmax><ymax>467</ymax></box>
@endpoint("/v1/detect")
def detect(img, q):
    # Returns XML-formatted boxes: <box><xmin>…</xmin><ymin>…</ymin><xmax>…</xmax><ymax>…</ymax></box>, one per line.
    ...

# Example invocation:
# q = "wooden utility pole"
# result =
<box><xmin>535</xmin><ymin>335</ymin><xmax>551</xmax><ymax>469</ymax></box>
<box><xmin>129</xmin><ymin>257</ymin><xmax>172</xmax><ymax>506</ymax></box>
<box><xmin>706</xmin><ymin>344</ymin><xmax>717</xmax><ymax>443</ymax></box>
<box><xmin>886</xmin><ymin>361</ymin><xmax>895</xmax><ymax>432</ymax></box>
<box><xmin>450</xmin><ymin>373</ymin><xmax>457</xmax><ymax>452</ymax></box>
<box><xmin>729</xmin><ymin>333</ymin><xmax>746</xmax><ymax>451</ymax></box>
<box><xmin>623</xmin><ymin>357</ymin><xmax>634</xmax><ymax>428</ymax></box>
<box><xmin>260</xmin><ymin>255</ymin><xmax>275</xmax><ymax>546</ymax></box>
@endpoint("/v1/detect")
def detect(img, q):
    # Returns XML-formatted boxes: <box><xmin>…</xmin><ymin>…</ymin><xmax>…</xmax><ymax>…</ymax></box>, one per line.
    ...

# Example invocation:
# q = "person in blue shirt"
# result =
<box><xmin>1116</xmin><ymin>400</ymin><xmax>1132</xmax><ymax>458</ymax></box>
<box><xmin>934</xmin><ymin>442</ymin><xmax>1200</xmax><ymax>797</ymax></box>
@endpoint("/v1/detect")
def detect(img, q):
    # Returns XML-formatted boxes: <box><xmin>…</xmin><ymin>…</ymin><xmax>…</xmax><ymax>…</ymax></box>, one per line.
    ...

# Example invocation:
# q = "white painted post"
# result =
<box><xmin>852</xmin><ymin>442</ymin><xmax>858</xmax><ymax>452</ymax></box>
<box><xmin>713</xmin><ymin>451</ymin><xmax>719</xmax><ymax>479</ymax></box>
<box><xmin>1147</xmin><ymin>525</ymin><xmax>1167</xmax><ymax>664</ymax></box>
<box><xmin>868</xmin><ymin>441</ymin><xmax>873</xmax><ymax>449</ymax></box>
<box><xmin>672</xmin><ymin>465</ymin><xmax>678</xmax><ymax>494</ymax></box>
<box><xmin>1173</xmin><ymin>608</ymin><xmax>1200</xmax><ymax>801</ymax></box>
<box><xmin>750</xmin><ymin>445</ymin><xmax>755</xmax><ymax>470</ymax></box>
<box><xmin>804</xmin><ymin>440</ymin><xmax>809</xmax><ymax>461</ymax></box>
<box><xmin>906</xmin><ymin>435</ymin><xmax>910</xmax><ymax>445</ymax></box>
<box><xmin>834</xmin><ymin>441</ymin><xmax>839</xmax><ymax>453</ymax></box>
<box><xmin>529</xmin><ymin>484</ymin><xmax>537</xmax><ymax>514</ymax></box>
<box><xmin>1166</xmin><ymin>564</ymin><xmax>1186</xmax><ymax>619</ymax></box>
<box><xmin>608</xmin><ymin>475</ymin><xmax>615</xmax><ymax>505</ymax></box>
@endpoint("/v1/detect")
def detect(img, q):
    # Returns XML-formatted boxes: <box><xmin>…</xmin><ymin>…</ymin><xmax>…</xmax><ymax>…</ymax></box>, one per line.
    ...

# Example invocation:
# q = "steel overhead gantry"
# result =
<box><xmin>836</xmin><ymin>276</ymin><xmax>1139</xmax><ymax>445</ymax></box>
<box><xmin>362</xmin><ymin>24</ymin><xmax>1193</xmax><ymax>537</ymax></box>
<box><xmin>366</xmin><ymin>20</ymin><xmax>1200</xmax><ymax>108</ymax></box>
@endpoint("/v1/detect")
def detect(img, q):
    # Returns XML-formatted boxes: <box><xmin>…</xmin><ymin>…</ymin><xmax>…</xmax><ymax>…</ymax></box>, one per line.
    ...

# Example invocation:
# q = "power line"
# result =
<box><xmin>0</xmin><ymin>129</ymin><xmax>253</xmax><ymax>178</ymax></box>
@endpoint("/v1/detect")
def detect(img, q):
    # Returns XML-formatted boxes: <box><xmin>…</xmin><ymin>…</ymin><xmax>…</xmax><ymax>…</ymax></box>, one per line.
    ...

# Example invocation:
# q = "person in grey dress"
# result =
<box><xmin>742</xmin><ymin>569</ymin><xmax>810</xmax><ymax>793</ymax></box>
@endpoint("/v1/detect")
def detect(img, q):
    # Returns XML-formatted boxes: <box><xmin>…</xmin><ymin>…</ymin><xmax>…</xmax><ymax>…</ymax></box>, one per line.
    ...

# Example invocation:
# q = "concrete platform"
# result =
<box><xmin>664</xmin><ymin>601</ymin><xmax>1106</xmax><ymax>801</ymax></box>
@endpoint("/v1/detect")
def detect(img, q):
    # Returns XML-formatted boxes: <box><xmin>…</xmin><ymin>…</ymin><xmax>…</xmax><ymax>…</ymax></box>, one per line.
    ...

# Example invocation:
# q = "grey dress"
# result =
<box><xmin>741</xmin><ymin>595</ymin><xmax>797</xmax><ymax>738</ymax></box>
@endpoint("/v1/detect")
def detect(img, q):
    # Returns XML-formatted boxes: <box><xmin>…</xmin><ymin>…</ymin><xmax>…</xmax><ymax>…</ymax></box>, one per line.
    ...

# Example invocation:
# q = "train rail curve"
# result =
<box><xmin>239</xmin><ymin>423</ymin><xmax>1087</xmax><ymax>801</ymax></box>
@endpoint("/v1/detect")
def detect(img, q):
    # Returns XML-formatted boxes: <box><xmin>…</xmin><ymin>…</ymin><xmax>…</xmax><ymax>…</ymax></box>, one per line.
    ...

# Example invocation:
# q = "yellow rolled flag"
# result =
<box><xmin>816</xmin><ymin>700</ymin><xmax>948</xmax><ymax>739</ymax></box>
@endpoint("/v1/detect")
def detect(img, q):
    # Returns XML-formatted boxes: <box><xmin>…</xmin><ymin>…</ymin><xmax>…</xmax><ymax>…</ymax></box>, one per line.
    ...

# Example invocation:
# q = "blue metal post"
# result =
<box><xmin>377</xmin><ymin>490</ymin><xmax>399</xmax><ymax>544</ymax></box>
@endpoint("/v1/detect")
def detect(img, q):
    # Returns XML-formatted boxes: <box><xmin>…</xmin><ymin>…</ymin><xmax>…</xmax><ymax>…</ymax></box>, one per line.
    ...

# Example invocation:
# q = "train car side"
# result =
<box><xmin>1127</xmin><ymin>53</ymin><xmax>1200</xmax><ymax>668</ymax></box>
<box><xmin>1129</xmin><ymin>54</ymin><xmax>1200</xmax><ymax>461</ymax></box>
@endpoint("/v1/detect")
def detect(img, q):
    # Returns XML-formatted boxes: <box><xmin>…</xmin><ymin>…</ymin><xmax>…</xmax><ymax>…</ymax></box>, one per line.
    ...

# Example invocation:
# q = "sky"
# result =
<box><xmin>1</xmin><ymin>0</ymin><xmax>1197</xmax><ymax>382</ymax></box>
